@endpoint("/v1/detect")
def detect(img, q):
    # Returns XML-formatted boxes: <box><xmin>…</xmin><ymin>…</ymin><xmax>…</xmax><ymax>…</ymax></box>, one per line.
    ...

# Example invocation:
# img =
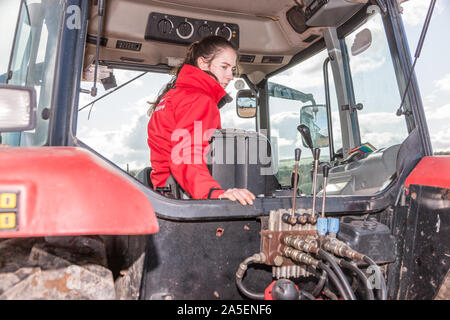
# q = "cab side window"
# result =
<box><xmin>77</xmin><ymin>69</ymin><xmax>172</xmax><ymax>175</ymax></box>
<box><xmin>268</xmin><ymin>49</ymin><xmax>338</xmax><ymax>193</ymax></box>
<box><xmin>344</xmin><ymin>11</ymin><xmax>408</xmax><ymax>150</ymax></box>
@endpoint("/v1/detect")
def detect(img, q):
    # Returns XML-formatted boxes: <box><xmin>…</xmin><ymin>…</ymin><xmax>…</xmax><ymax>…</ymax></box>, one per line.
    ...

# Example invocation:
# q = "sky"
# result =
<box><xmin>0</xmin><ymin>0</ymin><xmax>449</xmax><ymax>172</ymax></box>
<box><xmin>401</xmin><ymin>0</ymin><xmax>450</xmax><ymax>153</ymax></box>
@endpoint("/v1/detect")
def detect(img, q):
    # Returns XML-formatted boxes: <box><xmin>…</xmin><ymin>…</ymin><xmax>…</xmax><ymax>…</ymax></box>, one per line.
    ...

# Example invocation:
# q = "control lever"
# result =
<box><xmin>291</xmin><ymin>148</ymin><xmax>301</xmax><ymax>216</ymax></box>
<box><xmin>321</xmin><ymin>164</ymin><xmax>330</xmax><ymax>219</ymax></box>
<box><xmin>311</xmin><ymin>148</ymin><xmax>320</xmax><ymax>221</ymax></box>
<box><xmin>297</xmin><ymin>125</ymin><xmax>314</xmax><ymax>155</ymax></box>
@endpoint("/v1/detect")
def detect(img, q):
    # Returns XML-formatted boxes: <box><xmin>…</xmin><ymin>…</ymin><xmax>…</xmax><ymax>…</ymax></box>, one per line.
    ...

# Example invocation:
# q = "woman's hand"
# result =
<box><xmin>218</xmin><ymin>188</ymin><xmax>256</xmax><ymax>205</ymax></box>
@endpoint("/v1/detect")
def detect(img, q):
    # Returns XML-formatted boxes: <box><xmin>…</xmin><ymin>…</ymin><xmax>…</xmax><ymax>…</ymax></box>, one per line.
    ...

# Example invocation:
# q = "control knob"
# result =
<box><xmin>215</xmin><ymin>25</ymin><xmax>232</xmax><ymax>41</ymax></box>
<box><xmin>176</xmin><ymin>21</ymin><xmax>194</xmax><ymax>39</ymax></box>
<box><xmin>157</xmin><ymin>18</ymin><xmax>173</xmax><ymax>35</ymax></box>
<box><xmin>198</xmin><ymin>24</ymin><xmax>213</xmax><ymax>38</ymax></box>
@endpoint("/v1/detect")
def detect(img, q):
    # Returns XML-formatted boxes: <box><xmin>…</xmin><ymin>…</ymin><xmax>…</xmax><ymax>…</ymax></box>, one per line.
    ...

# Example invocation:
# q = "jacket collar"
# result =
<box><xmin>175</xmin><ymin>64</ymin><xmax>228</xmax><ymax>106</ymax></box>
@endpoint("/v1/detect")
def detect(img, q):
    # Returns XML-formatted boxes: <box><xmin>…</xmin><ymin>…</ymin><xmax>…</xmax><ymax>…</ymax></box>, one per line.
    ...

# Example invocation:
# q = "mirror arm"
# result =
<box><xmin>241</xmin><ymin>74</ymin><xmax>258</xmax><ymax>95</ymax></box>
<box><xmin>323</xmin><ymin>57</ymin><xmax>336</xmax><ymax>162</ymax></box>
<box><xmin>373</xmin><ymin>0</ymin><xmax>387</xmax><ymax>16</ymax></box>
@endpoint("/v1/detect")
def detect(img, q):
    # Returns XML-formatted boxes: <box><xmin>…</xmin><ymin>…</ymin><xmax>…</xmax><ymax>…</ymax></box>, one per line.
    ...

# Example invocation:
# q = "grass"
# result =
<box><xmin>277</xmin><ymin>157</ymin><xmax>314</xmax><ymax>194</ymax></box>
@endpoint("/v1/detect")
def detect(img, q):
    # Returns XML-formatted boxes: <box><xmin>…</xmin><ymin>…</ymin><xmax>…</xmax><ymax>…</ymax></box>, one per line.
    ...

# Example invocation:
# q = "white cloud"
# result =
<box><xmin>401</xmin><ymin>0</ymin><xmax>445</xmax><ymax>27</ymax></box>
<box><xmin>271</xmin><ymin>72</ymin><xmax>323</xmax><ymax>91</ymax></box>
<box><xmin>277</xmin><ymin>137</ymin><xmax>295</xmax><ymax>147</ymax></box>
<box><xmin>127</xmin><ymin>94</ymin><xmax>155</xmax><ymax>114</ymax></box>
<box><xmin>409</xmin><ymin>102</ymin><xmax>450</xmax><ymax>153</ymax></box>
<box><xmin>123</xmin><ymin>114</ymin><xmax>151</xmax><ymax>151</ymax></box>
<box><xmin>350</xmin><ymin>56</ymin><xmax>386</xmax><ymax>74</ymax></box>
<box><xmin>271</xmin><ymin>112</ymin><xmax>299</xmax><ymax>125</ymax></box>
<box><xmin>78</xmin><ymin>121</ymin><xmax>150</xmax><ymax>171</ymax></box>
<box><xmin>435</xmin><ymin>74</ymin><xmax>450</xmax><ymax>92</ymax></box>
<box><xmin>358</xmin><ymin>112</ymin><xmax>409</xmax><ymax>148</ymax></box>
<box><xmin>220</xmin><ymin>105</ymin><xmax>255</xmax><ymax>131</ymax></box>
<box><xmin>425</xmin><ymin>103</ymin><xmax>450</xmax><ymax>121</ymax></box>
<box><xmin>424</xmin><ymin>93</ymin><xmax>436</xmax><ymax>104</ymax></box>
<box><xmin>271</xmin><ymin>50</ymin><xmax>328</xmax><ymax>91</ymax></box>
<box><xmin>429</xmin><ymin>127</ymin><xmax>450</xmax><ymax>152</ymax></box>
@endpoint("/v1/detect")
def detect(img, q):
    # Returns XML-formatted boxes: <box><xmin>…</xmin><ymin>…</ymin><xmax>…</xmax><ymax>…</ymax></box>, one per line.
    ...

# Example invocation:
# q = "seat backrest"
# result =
<box><xmin>207</xmin><ymin>129</ymin><xmax>280</xmax><ymax>196</ymax></box>
<box><xmin>135</xmin><ymin>167</ymin><xmax>153</xmax><ymax>189</ymax></box>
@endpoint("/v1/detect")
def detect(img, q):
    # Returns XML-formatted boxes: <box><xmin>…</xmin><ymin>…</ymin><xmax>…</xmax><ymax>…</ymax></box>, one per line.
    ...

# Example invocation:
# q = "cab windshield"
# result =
<box><xmin>268</xmin><ymin>9</ymin><xmax>409</xmax><ymax>195</ymax></box>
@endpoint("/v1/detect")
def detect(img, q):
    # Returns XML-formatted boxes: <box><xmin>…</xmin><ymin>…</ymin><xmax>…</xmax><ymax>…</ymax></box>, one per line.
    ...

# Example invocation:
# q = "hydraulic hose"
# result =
<box><xmin>312</xmin><ymin>270</ymin><xmax>327</xmax><ymax>297</ymax></box>
<box><xmin>340</xmin><ymin>259</ymin><xmax>375</xmax><ymax>300</ymax></box>
<box><xmin>322</xmin><ymin>286</ymin><xmax>338</xmax><ymax>300</ymax></box>
<box><xmin>317</xmin><ymin>261</ymin><xmax>350</xmax><ymax>300</ymax></box>
<box><xmin>299</xmin><ymin>290</ymin><xmax>316</xmax><ymax>300</ymax></box>
<box><xmin>282</xmin><ymin>245</ymin><xmax>349</xmax><ymax>300</ymax></box>
<box><xmin>235</xmin><ymin>253</ymin><xmax>266</xmax><ymax>300</ymax></box>
<box><xmin>363</xmin><ymin>255</ymin><xmax>387</xmax><ymax>300</ymax></box>
<box><xmin>318</xmin><ymin>249</ymin><xmax>356</xmax><ymax>300</ymax></box>
<box><xmin>235</xmin><ymin>277</ymin><xmax>265</xmax><ymax>300</ymax></box>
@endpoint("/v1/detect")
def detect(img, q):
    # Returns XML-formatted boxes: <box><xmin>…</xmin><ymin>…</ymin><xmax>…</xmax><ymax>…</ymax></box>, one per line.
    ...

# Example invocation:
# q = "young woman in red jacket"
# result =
<box><xmin>147</xmin><ymin>36</ymin><xmax>255</xmax><ymax>205</ymax></box>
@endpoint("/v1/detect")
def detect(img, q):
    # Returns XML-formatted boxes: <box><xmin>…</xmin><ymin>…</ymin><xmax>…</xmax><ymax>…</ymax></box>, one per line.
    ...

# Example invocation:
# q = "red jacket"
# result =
<box><xmin>147</xmin><ymin>64</ymin><xmax>226</xmax><ymax>199</ymax></box>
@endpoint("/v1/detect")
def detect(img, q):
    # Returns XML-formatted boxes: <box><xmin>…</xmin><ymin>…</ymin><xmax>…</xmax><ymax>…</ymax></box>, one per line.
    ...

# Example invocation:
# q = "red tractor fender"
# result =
<box><xmin>0</xmin><ymin>147</ymin><xmax>158</xmax><ymax>237</ymax></box>
<box><xmin>405</xmin><ymin>155</ymin><xmax>450</xmax><ymax>189</ymax></box>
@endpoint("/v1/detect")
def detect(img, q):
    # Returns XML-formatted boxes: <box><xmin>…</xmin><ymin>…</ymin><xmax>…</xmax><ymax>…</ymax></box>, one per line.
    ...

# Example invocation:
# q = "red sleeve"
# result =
<box><xmin>169</xmin><ymin>95</ymin><xmax>225</xmax><ymax>199</ymax></box>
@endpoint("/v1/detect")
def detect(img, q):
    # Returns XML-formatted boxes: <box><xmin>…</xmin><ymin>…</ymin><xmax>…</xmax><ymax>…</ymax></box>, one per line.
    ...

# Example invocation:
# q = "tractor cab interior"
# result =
<box><xmin>77</xmin><ymin>0</ymin><xmax>414</xmax><ymax>201</ymax></box>
<box><xmin>0</xmin><ymin>0</ymin><xmax>443</xmax><ymax>301</ymax></box>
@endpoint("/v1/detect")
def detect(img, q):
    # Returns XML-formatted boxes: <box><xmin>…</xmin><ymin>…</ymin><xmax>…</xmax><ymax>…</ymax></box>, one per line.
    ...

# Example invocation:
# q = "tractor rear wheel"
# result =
<box><xmin>0</xmin><ymin>236</ymin><xmax>116</xmax><ymax>299</ymax></box>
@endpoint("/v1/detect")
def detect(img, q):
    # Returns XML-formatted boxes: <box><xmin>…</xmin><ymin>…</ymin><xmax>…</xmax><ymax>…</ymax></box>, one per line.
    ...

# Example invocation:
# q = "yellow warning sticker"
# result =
<box><xmin>0</xmin><ymin>213</ymin><xmax>16</xmax><ymax>229</ymax></box>
<box><xmin>0</xmin><ymin>193</ymin><xmax>17</xmax><ymax>209</ymax></box>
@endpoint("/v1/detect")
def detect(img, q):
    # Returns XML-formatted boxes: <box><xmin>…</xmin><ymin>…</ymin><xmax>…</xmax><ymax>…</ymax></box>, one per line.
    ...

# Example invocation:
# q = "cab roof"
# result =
<box><xmin>84</xmin><ymin>0</ymin><xmax>402</xmax><ymax>83</ymax></box>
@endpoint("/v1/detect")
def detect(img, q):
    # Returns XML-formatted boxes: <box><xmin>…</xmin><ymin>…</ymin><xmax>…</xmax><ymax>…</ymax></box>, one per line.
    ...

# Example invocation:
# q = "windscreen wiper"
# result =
<box><xmin>396</xmin><ymin>0</ymin><xmax>436</xmax><ymax>117</ymax></box>
<box><xmin>79</xmin><ymin>71</ymin><xmax>148</xmax><ymax>113</ymax></box>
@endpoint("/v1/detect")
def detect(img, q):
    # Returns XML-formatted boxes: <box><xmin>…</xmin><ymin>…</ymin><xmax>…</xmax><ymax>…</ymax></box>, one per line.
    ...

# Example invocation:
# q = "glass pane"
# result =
<box><xmin>8</xmin><ymin>3</ymin><xmax>31</xmax><ymax>86</ymax></box>
<box><xmin>345</xmin><ymin>12</ymin><xmax>408</xmax><ymax>150</ymax></box>
<box><xmin>0</xmin><ymin>1</ymin><xmax>21</xmax><ymax>81</ymax></box>
<box><xmin>77</xmin><ymin>72</ymin><xmax>255</xmax><ymax>174</ymax></box>
<box><xmin>1</xmin><ymin>0</ymin><xmax>64</xmax><ymax>146</ymax></box>
<box><xmin>268</xmin><ymin>49</ymin><xmax>338</xmax><ymax>193</ymax></box>
<box><xmin>77</xmin><ymin>69</ymin><xmax>172</xmax><ymax>175</ymax></box>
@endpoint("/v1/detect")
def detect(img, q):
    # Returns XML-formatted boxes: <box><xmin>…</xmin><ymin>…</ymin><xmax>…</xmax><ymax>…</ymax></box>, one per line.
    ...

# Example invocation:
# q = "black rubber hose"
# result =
<box><xmin>363</xmin><ymin>255</ymin><xmax>387</xmax><ymax>300</ymax></box>
<box><xmin>299</xmin><ymin>290</ymin><xmax>316</xmax><ymax>300</ymax></box>
<box><xmin>318</xmin><ymin>261</ymin><xmax>350</xmax><ymax>300</ymax></box>
<box><xmin>322</xmin><ymin>286</ymin><xmax>339</xmax><ymax>300</ymax></box>
<box><xmin>236</xmin><ymin>277</ymin><xmax>265</xmax><ymax>300</ymax></box>
<box><xmin>340</xmin><ymin>260</ymin><xmax>375</xmax><ymax>300</ymax></box>
<box><xmin>319</xmin><ymin>249</ymin><xmax>356</xmax><ymax>300</ymax></box>
<box><xmin>312</xmin><ymin>270</ymin><xmax>327</xmax><ymax>297</ymax></box>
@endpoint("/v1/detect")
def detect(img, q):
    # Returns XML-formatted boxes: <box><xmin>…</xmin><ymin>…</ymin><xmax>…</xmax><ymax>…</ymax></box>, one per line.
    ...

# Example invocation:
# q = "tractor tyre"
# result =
<box><xmin>0</xmin><ymin>236</ymin><xmax>116</xmax><ymax>299</ymax></box>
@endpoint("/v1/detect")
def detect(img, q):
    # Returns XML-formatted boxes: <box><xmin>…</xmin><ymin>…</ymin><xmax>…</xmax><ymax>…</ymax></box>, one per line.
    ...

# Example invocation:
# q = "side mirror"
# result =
<box><xmin>0</xmin><ymin>84</ymin><xmax>37</xmax><ymax>132</ymax></box>
<box><xmin>236</xmin><ymin>89</ymin><xmax>257</xmax><ymax>118</ymax></box>
<box><xmin>299</xmin><ymin>105</ymin><xmax>329</xmax><ymax>149</ymax></box>
<box><xmin>351</xmin><ymin>28</ymin><xmax>372</xmax><ymax>56</ymax></box>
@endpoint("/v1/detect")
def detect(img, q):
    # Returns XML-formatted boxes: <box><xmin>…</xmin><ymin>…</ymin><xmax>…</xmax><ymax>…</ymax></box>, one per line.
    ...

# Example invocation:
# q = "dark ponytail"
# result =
<box><xmin>148</xmin><ymin>36</ymin><xmax>237</xmax><ymax>116</ymax></box>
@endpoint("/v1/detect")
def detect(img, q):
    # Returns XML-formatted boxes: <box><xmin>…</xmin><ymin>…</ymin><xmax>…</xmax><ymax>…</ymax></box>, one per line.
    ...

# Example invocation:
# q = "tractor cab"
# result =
<box><xmin>1</xmin><ymin>0</ymin><xmax>426</xmax><ymax>202</ymax></box>
<box><xmin>1</xmin><ymin>0</ymin><xmax>447</xmax><ymax>301</ymax></box>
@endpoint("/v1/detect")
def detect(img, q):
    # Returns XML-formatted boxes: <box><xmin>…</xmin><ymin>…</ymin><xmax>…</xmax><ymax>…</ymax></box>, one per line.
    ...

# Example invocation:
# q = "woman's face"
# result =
<box><xmin>198</xmin><ymin>47</ymin><xmax>237</xmax><ymax>89</ymax></box>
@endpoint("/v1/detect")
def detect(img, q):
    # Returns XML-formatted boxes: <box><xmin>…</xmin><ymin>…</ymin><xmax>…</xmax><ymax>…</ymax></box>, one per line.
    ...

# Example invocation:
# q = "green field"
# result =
<box><xmin>277</xmin><ymin>157</ymin><xmax>314</xmax><ymax>194</ymax></box>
